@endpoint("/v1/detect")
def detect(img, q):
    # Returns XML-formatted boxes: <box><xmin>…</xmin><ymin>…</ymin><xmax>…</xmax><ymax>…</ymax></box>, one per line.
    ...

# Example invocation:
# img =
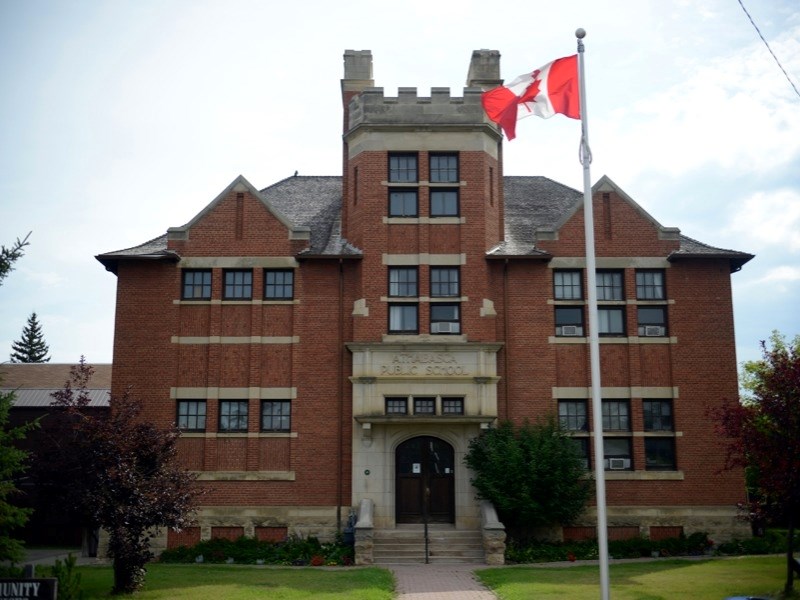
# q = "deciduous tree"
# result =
<box><xmin>464</xmin><ymin>418</ymin><xmax>590</xmax><ymax>538</ymax></box>
<box><xmin>49</xmin><ymin>359</ymin><xmax>201</xmax><ymax>594</ymax></box>
<box><xmin>715</xmin><ymin>332</ymin><xmax>800</xmax><ymax>594</ymax></box>
<box><xmin>10</xmin><ymin>312</ymin><xmax>51</xmax><ymax>363</ymax></box>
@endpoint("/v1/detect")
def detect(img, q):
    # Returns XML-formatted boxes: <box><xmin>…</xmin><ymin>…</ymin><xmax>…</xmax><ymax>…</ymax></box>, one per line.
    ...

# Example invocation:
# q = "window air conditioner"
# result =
<box><xmin>561</xmin><ymin>325</ymin><xmax>580</xmax><ymax>336</ymax></box>
<box><xmin>644</xmin><ymin>326</ymin><xmax>664</xmax><ymax>337</ymax></box>
<box><xmin>608</xmin><ymin>458</ymin><xmax>630</xmax><ymax>470</ymax></box>
<box><xmin>432</xmin><ymin>322</ymin><xmax>459</xmax><ymax>334</ymax></box>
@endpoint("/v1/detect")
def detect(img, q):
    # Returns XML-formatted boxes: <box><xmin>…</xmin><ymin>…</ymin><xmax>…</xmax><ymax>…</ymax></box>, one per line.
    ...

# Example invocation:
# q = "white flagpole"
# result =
<box><xmin>576</xmin><ymin>28</ymin><xmax>611</xmax><ymax>600</ymax></box>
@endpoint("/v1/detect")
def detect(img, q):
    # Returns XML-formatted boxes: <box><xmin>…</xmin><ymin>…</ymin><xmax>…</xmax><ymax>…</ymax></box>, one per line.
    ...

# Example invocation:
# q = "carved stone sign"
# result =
<box><xmin>378</xmin><ymin>352</ymin><xmax>470</xmax><ymax>377</ymax></box>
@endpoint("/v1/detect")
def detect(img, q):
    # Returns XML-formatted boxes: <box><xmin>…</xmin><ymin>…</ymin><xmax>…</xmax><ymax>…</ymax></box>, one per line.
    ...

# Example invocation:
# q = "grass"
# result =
<box><xmin>476</xmin><ymin>556</ymin><xmax>800</xmax><ymax>600</ymax></box>
<box><xmin>74</xmin><ymin>564</ymin><xmax>394</xmax><ymax>599</ymax></box>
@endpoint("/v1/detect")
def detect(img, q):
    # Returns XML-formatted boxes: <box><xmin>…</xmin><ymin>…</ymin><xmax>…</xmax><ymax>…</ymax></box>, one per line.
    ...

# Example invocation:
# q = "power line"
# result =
<box><xmin>736</xmin><ymin>0</ymin><xmax>800</xmax><ymax>99</ymax></box>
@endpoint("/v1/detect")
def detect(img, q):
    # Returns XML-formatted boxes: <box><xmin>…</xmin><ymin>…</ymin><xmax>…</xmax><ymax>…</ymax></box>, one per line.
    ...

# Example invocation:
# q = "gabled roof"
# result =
<box><xmin>488</xmin><ymin>176</ymin><xmax>582</xmax><ymax>257</ymax></box>
<box><xmin>96</xmin><ymin>174</ymin><xmax>752</xmax><ymax>272</ymax></box>
<box><xmin>96</xmin><ymin>175</ymin><xmax>361</xmax><ymax>272</ymax></box>
<box><xmin>0</xmin><ymin>363</ymin><xmax>111</xmax><ymax>408</ymax></box>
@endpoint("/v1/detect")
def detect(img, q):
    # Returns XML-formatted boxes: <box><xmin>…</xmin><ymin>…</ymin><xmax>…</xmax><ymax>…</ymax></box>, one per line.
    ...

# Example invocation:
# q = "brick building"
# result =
<box><xmin>96</xmin><ymin>49</ymin><xmax>753</xmax><ymax>561</ymax></box>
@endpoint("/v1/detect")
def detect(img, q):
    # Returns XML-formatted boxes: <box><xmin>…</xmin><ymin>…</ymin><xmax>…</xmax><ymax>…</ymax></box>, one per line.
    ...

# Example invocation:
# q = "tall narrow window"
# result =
<box><xmin>389</xmin><ymin>153</ymin><xmax>417</xmax><ymax>182</ymax></box>
<box><xmin>264</xmin><ymin>269</ymin><xmax>294</xmax><ymax>300</ymax></box>
<box><xmin>223</xmin><ymin>269</ymin><xmax>253</xmax><ymax>300</ymax></box>
<box><xmin>182</xmin><ymin>270</ymin><xmax>212</xmax><ymax>300</ymax></box>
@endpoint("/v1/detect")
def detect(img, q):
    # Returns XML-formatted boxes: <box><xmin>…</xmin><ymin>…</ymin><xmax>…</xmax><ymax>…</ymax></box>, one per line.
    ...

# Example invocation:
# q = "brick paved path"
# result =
<box><xmin>390</xmin><ymin>564</ymin><xmax>497</xmax><ymax>600</ymax></box>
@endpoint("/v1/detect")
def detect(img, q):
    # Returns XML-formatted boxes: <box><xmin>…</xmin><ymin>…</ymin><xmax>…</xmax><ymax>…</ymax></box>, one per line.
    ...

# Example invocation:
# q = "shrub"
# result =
<box><xmin>159</xmin><ymin>534</ymin><xmax>354</xmax><ymax>566</ymax></box>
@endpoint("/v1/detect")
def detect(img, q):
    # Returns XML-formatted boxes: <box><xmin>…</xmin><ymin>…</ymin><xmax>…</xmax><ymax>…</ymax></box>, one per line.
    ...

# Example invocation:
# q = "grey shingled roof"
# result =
<box><xmin>670</xmin><ymin>234</ymin><xmax>754</xmax><ymax>272</ymax></box>
<box><xmin>95</xmin><ymin>175</ymin><xmax>752</xmax><ymax>271</ymax></box>
<box><xmin>489</xmin><ymin>176</ymin><xmax>583</xmax><ymax>257</ymax></box>
<box><xmin>260</xmin><ymin>176</ymin><xmax>361</xmax><ymax>257</ymax></box>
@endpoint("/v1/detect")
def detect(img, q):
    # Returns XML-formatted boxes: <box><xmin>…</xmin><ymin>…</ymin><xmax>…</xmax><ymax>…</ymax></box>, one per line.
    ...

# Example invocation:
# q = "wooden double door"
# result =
<box><xmin>395</xmin><ymin>436</ymin><xmax>455</xmax><ymax>524</ymax></box>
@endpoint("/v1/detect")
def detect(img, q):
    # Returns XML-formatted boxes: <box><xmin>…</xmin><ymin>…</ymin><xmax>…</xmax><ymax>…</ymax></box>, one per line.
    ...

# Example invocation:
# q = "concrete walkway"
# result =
<box><xmin>390</xmin><ymin>563</ymin><xmax>497</xmax><ymax>600</ymax></box>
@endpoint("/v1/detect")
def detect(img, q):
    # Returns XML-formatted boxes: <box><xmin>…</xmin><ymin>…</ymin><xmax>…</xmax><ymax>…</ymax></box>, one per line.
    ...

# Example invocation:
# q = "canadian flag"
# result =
<box><xmin>481</xmin><ymin>55</ymin><xmax>580</xmax><ymax>140</ymax></box>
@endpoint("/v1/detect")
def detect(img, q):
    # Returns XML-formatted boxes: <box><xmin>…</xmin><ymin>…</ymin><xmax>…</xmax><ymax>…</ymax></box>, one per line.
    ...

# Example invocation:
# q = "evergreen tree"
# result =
<box><xmin>0</xmin><ymin>233</ymin><xmax>30</xmax><ymax>287</ymax></box>
<box><xmin>0</xmin><ymin>389</ymin><xmax>36</xmax><ymax>562</ymax></box>
<box><xmin>0</xmin><ymin>233</ymin><xmax>35</xmax><ymax>562</ymax></box>
<box><xmin>10</xmin><ymin>312</ymin><xmax>50</xmax><ymax>363</ymax></box>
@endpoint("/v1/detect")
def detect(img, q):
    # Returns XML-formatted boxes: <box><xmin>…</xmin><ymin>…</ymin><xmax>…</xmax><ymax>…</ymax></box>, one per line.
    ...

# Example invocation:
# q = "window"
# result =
<box><xmin>389</xmin><ymin>153</ymin><xmax>417</xmax><ymax>182</ymax></box>
<box><xmin>177</xmin><ymin>400</ymin><xmax>206</xmax><ymax>431</ymax></box>
<box><xmin>572</xmin><ymin>438</ymin><xmax>590</xmax><ymax>470</ymax></box>
<box><xmin>554</xmin><ymin>270</ymin><xmax>582</xmax><ymax>300</ymax></box>
<box><xmin>645</xmin><ymin>438</ymin><xmax>676</xmax><ymax>470</ymax></box>
<box><xmin>264</xmin><ymin>269</ymin><xmax>294</xmax><ymax>300</ymax></box>
<box><xmin>414</xmin><ymin>397</ymin><xmax>435</xmax><ymax>414</ymax></box>
<box><xmin>637</xmin><ymin>306</ymin><xmax>667</xmax><ymax>336</ymax></box>
<box><xmin>223</xmin><ymin>269</ymin><xmax>252</xmax><ymax>300</ymax></box>
<box><xmin>643</xmin><ymin>400</ymin><xmax>673</xmax><ymax>431</ymax></box>
<box><xmin>431</xmin><ymin>267</ymin><xmax>459</xmax><ymax>297</ymax></box>
<box><xmin>430</xmin><ymin>190</ymin><xmax>459</xmax><ymax>216</ymax></box>
<box><xmin>602</xmin><ymin>400</ymin><xmax>630</xmax><ymax>430</ymax></box>
<box><xmin>430</xmin><ymin>153</ymin><xmax>458</xmax><ymax>182</ymax></box>
<box><xmin>604</xmin><ymin>438</ymin><xmax>633</xmax><ymax>470</ymax></box>
<box><xmin>182</xmin><ymin>270</ymin><xmax>211</xmax><ymax>300</ymax></box>
<box><xmin>389</xmin><ymin>304</ymin><xmax>418</xmax><ymax>334</ymax></box>
<box><xmin>386</xmin><ymin>397</ymin><xmax>408</xmax><ymax>415</ymax></box>
<box><xmin>596</xmin><ymin>270</ymin><xmax>623</xmax><ymax>301</ymax></box>
<box><xmin>555</xmin><ymin>307</ymin><xmax>584</xmax><ymax>336</ymax></box>
<box><xmin>559</xmin><ymin>401</ymin><xmax>588</xmax><ymax>431</ymax></box>
<box><xmin>261</xmin><ymin>400</ymin><xmax>290</xmax><ymax>432</ymax></box>
<box><xmin>430</xmin><ymin>304</ymin><xmax>460</xmax><ymax>334</ymax></box>
<box><xmin>219</xmin><ymin>400</ymin><xmax>248</xmax><ymax>432</ymax></box>
<box><xmin>441</xmin><ymin>397</ymin><xmax>464</xmax><ymax>415</ymax></box>
<box><xmin>389</xmin><ymin>267</ymin><xmax>418</xmax><ymax>297</ymax></box>
<box><xmin>389</xmin><ymin>190</ymin><xmax>418</xmax><ymax>217</ymax></box>
<box><xmin>598</xmin><ymin>307</ymin><xmax>626</xmax><ymax>336</ymax></box>
<box><xmin>636</xmin><ymin>270</ymin><xmax>665</xmax><ymax>300</ymax></box>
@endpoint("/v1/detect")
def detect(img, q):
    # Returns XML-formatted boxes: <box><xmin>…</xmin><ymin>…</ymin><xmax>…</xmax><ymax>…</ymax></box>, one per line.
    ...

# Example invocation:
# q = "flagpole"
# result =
<box><xmin>576</xmin><ymin>27</ymin><xmax>611</xmax><ymax>600</ymax></box>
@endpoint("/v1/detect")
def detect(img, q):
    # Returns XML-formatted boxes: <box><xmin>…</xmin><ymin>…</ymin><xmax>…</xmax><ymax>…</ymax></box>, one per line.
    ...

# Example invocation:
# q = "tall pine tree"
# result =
<box><xmin>0</xmin><ymin>234</ymin><xmax>35</xmax><ymax>562</ymax></box>
<box><xmin>10</xmin><ymin>312</ymin><xmax>50</xmax><ymax>363</ymax></box>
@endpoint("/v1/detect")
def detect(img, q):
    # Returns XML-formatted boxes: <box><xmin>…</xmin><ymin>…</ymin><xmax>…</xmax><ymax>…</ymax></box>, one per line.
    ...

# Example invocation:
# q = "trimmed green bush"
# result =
<box><xmin>159</xmin><ymin>534</ymin><xmax>354</xmax><ymax>566</ymax></box>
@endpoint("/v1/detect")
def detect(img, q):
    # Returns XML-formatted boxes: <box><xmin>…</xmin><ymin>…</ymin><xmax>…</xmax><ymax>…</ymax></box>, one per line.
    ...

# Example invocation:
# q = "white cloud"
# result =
<box><xmin>599</xmin><ymin>26</ymin><xmax>800</xmax><ymax>180</ymax></box>
<box><xmin>743</xmin><ymin>265</ymin><xmax>800</xmax><ymax>288</ymax></box>
<box><xmin>726</xmin><ymin>188</ymin><xmax>800</xmax><ymax>252</ymax></box>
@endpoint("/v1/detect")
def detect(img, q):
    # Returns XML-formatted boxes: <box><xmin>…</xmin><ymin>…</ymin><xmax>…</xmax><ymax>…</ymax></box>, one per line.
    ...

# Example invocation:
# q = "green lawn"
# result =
<box><xmin>75</xmin><ymin>564</ymin><xmax>394</xmax><ymax>600</ymax></box>
<box><xmin>476</xmin><ymin>556</ymin><xmax>798</xmax><ymax>600</ymax></box>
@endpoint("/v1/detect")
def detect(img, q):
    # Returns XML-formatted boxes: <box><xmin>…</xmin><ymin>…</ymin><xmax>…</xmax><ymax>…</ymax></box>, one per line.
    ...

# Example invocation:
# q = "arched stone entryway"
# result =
<box><xmin>395</xmin><ymin>436</ymin><xmax>455</xmax><ymax>524</ymax></box>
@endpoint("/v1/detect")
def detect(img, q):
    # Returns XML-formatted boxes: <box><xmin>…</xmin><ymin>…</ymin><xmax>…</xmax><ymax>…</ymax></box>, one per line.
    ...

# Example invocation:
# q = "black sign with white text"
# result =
<box><xmin>0</xmin><ymin>579</ymin><xmax>57</xmax><ymax>600</ymax></box>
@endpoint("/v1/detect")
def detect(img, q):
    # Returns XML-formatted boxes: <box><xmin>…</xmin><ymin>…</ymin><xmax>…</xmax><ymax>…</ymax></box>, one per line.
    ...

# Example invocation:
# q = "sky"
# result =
<box><xmin>0</xmin><ymin>0</ymin><xmax>798</xmax><ymax>371</ymax></box>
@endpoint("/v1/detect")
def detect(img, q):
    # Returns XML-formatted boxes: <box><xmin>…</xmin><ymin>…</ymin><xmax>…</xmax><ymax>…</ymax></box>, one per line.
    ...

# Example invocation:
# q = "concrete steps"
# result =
<box><xmin>373</xmin><ymin>526</ymin><xmax>484</xmax><ymax>564</ymax></box>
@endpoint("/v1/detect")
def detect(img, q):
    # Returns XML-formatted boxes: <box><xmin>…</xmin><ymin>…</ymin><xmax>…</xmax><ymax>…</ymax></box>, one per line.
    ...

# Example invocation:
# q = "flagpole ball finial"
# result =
<box><xmin>575</xmin><ymin>28</ymin><xmax>586</xmax><ymax>39</ymax></box>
